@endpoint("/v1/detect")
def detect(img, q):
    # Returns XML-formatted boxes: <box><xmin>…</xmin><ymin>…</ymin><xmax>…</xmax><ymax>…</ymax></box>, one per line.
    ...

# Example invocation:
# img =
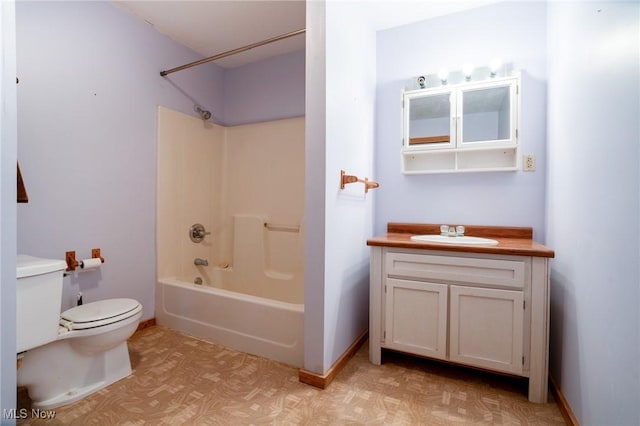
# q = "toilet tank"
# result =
<box><xmin>16</xmin><ymin>255</ymin><xmax>67</xmax><ymax>353</ymax></box>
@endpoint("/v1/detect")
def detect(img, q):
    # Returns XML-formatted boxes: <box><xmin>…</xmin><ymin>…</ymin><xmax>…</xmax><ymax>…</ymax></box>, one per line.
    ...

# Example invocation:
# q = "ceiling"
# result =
<box><xmin>114</xmin><ymin>1</ymin><xmax>498</xmax><ymax>69</ymax></box>
<box><xmin>115</xmin><ymin>1</ymin><xmax>306</xmax><ymax>69</ymax></box>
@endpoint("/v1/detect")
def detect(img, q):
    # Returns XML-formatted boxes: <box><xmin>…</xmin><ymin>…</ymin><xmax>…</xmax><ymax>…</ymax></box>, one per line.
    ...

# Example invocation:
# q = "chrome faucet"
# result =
<box><xmin>194</xmin><ymin>258</ymin><xmax>209</xmax><ymax>266</ymax></box>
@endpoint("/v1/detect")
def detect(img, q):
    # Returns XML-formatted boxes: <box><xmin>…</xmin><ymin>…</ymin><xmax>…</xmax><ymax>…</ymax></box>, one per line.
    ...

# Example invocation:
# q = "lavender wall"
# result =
<box><xmin>375</xmin><ymin>2</ymin><xmax>547</xmax><ymax>240</ymax></box>
<box><xmin>303</xmin><ymin>0</ymin><xmax>327</xmax><ymax>374</ymax></box>
<box><xmin>303</xmin><ymin>0</ymin><xmax>376</xmax><ymax>374</ymax></box>
<box><xmin>323</xmin><ymin>0</ymin><xmax>376</xmax><ymax>369</ymax></box>
<box><xmin>15</xmin><ymin>1</ymin><xmax>225</xmax><ymax>320</ymax></box>
<box><xmin>0</xmin><ymin>0</ymin><xmax>18</xmax><ymax>416</ymax></box>
<box><xmin>546</xmin><ymin>2</ymin><xmax>640</xmax><ymax>424</ymax></box>
<box><xmin>223</xmin><ymin>49</ymin><xmax>305</xmax><ymax>126</ymax></box>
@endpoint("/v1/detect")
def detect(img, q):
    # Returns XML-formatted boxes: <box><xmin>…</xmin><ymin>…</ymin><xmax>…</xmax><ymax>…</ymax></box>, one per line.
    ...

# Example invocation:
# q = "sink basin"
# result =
<box><xmin>410</xmin><ymin>235</ymin><xmax>499</xmax><ymax>246</ymax></box>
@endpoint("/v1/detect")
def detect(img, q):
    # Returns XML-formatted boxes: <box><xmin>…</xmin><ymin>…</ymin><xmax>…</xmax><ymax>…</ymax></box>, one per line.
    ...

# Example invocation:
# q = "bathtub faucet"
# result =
<box><xmin>194</xmin><ymin>258</ymin><xmax>209</xmax><ymax>266</ymax></box>
<box><xmin>190</xmin><ymin>223</ymin><xmax>211</xmax><ymax>243</ymax></box>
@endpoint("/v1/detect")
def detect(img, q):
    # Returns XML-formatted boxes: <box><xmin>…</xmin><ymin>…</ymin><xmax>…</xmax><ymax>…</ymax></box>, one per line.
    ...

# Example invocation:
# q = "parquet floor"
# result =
<box><xmin>17</xmin><ymin>326</ymin><xmax>565</xmax><ymax>425</ymax></box>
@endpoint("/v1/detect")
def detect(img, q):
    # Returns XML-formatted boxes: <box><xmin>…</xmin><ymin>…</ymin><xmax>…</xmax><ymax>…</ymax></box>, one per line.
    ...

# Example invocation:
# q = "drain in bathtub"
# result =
<box><xmin>194</xmin><ymin>277</ymin><xmax>203</xmax><ymax>285</ymax></box>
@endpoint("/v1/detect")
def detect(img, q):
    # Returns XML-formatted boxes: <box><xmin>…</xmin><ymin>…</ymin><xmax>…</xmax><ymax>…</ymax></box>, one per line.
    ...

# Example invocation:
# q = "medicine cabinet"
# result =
<box><xmin>402</xmin><ymin>74</ymin><xmax>520</xmax><ymax>174</ymax></box>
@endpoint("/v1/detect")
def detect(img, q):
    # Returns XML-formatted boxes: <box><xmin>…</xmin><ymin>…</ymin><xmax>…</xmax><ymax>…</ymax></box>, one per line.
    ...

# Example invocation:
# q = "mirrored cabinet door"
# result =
<box><xmin>405</xmin><ymin>90</ymin><xmax>455</xmax><ymax>150</ymax></box>
<box><xmin>459</xmin><ymin>82</ymin><xmax>515</xmax><ymax>145</ymax></box>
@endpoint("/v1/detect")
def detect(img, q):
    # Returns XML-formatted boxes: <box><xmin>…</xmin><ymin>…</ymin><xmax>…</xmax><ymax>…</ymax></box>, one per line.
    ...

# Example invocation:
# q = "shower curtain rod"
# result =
<box><xmin>160</xmin><ymin>28</ymin><xmax>306</xmax><ymax>76</ymax></box>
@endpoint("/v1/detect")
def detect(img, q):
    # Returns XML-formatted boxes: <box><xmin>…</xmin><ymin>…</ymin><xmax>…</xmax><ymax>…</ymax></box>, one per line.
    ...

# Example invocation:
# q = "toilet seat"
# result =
<box><xmin>60</xmin><ymin>298</ymin><xmax>142</xmax><ymax>330</ymax></box>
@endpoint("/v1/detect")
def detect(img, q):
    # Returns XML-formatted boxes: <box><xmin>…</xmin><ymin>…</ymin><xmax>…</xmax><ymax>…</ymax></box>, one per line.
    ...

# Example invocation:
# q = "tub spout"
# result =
<box><xmin>194</xmin><ymin>258</ymin><xmax>209</xmax><ymax>266</ymax></box>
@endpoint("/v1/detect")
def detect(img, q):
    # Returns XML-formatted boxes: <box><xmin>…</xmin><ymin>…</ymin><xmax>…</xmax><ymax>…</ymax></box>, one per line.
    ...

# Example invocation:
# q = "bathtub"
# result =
<box><xmin>157</xmin><ymin>111</ymin><xmax>305</xmax><ymax>368</ymax></box>
<box><xmin>156</xmin><ymin>277</ymin><xmax>304</xmax><ymax>367</ymax></box>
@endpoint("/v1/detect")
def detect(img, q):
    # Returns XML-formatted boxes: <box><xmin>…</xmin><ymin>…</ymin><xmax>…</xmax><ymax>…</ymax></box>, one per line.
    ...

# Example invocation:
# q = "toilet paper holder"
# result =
<box><xmin>340</xmin><ymin>170</ymin><xmax>380</xmax><ymax>194</ymax></box>
<box><xmin>65</xmin><ymin>248</ymin><xmax>105</xmax><ymax>272</ymax></box>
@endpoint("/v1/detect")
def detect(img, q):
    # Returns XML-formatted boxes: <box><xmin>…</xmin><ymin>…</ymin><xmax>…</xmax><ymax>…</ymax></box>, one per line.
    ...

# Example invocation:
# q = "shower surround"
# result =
<box><xmin>156</xmin><ymin>106</ymin><xmax>304</xmax><ymax>366</ymax></box>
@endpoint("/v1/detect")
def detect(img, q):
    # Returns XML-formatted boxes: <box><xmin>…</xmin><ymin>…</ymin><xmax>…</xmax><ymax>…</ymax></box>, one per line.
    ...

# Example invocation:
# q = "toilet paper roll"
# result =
<box><xmin>81</xmin><ymin>258</ymin><xmax>102</xmax><ymax>270</ymax></box>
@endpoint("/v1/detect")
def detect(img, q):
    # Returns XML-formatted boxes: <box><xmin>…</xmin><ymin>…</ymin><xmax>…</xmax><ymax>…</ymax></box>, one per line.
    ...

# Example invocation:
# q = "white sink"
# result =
<box><xmin>410</xmin><ymin>234</ymin><xmax>498</xmax><ymax>246</ymax></box>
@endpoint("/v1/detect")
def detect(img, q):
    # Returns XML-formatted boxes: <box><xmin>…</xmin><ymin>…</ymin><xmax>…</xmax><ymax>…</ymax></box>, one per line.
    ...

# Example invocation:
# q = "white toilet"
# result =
<box><xmin>16</xmin><ymin>255</ymin><xmax>143</xmax><ymax>409</ymax></box>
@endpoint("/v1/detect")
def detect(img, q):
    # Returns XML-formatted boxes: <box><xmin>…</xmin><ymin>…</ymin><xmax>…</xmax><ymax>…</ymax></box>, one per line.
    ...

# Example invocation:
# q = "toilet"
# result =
<box><xmin>16</xmin><ymin>255</ymin><xmax>142</xmax><ymax>409</ymax></box>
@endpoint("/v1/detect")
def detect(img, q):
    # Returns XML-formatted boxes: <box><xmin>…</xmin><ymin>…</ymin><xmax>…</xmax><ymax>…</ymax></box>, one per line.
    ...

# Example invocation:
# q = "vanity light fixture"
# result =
<box><xmin>413</xmin><ymin>59</ymin><xmax>508</xmax><ymax>89</ymax></box>
<box><xmin>489</xmin><ymin>58</ymin><xmax>502</xmax><ymax>78</ymax></box>
<box><xmin>438</xmin><ymin>68</ymin><xmax>449</xmax><ymax>85</ymax></box>
<box><xmin>463</xmin><ymin>63</ymin><xmax>474</xmax><ymax>81</ymax></box>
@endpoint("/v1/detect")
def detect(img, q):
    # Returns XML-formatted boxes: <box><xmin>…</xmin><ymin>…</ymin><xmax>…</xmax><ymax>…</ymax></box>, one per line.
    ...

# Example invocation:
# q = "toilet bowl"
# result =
<box><xmin>16</xmin><ymin>255</ymin><xmax>142</xmax><ymax>409</ymax></box>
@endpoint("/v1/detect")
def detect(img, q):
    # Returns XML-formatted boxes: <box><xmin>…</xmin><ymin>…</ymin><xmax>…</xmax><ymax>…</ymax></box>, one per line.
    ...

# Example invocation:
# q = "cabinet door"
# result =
<box><xmin>457</xmin><ymin>79</ymin><xmax>517</xmax><ymax>147</ymax></box>
<box><xmin>384</xmin><ymin>278</ymin><xmax>448</xmax><ymax>360</ymax></box>
<box><xmin>449</xmin><ymin>285</ymin><xmax>524</xmax><ymax>375</ymax></box>
<box><xmin>404</xmin><ymin>88</ymin><xmax>455</xmax><ymax>150</ymax></box>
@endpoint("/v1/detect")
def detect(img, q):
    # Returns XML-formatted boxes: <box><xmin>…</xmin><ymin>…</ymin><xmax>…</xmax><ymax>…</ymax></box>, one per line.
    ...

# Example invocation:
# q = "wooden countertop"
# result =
<box><xmin>367</xmin><ymin>223</ymin><xmax>555</xmax><ymax>258</ymax></box>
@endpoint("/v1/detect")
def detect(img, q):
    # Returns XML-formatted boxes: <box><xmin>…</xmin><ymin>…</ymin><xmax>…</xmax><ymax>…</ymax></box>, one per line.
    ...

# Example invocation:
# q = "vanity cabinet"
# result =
<box><xmin>402</xmin><ymin>74</ymin><xmax>520</xmax><ymax>174</ymax></box>
<box><xmin>368</xmin><ymin>233</ymin><xmax>553</xmax><ymax>404</ymax></box>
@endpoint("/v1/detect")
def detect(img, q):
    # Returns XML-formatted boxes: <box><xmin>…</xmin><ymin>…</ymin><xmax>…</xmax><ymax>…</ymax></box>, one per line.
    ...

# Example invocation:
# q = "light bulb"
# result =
<box><xmin>438</xmin><ymin>68</ymin><xmax>449</xmax><ymax>84</ymax></box>
<box><xmin>463</xmin><ymin>63</ymin><xmax>474</xmax><ymax>81</ymax></box>
<box><xmin>489</xmin><ymin>58</ymin><xmax>502</xmax><ymax>77</ymax></box>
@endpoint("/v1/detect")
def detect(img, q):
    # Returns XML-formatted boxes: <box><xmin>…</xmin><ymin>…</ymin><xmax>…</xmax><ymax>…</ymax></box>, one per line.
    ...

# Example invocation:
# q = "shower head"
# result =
<box><xmin>194</xmin><ymin>105</ymin><xmax>212</xmax><ymax>121</ymax></box>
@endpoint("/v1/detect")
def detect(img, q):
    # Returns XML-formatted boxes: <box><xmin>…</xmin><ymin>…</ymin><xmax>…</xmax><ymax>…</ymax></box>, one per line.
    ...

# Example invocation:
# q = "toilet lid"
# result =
<box><xmin>60</xmin><ymin>298</ymin><xmax>141</xmax><ymax>330</ymax></box>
